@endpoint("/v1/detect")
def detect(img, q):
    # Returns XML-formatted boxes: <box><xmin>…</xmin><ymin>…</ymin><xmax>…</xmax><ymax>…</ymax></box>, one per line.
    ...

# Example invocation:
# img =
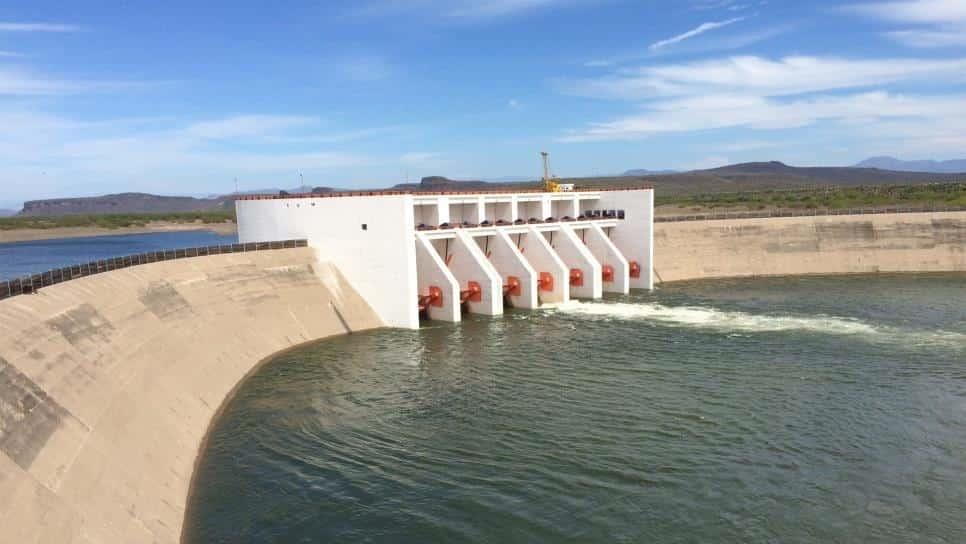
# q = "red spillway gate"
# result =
<box><xmin>538</xmin><ymin>272</ymin><xmax>554</xmax><ymax>292</ymax></box>
<box><xmin>569</xmin><ymin>268</ymin><xmax>583</xmax><ymax>287</ymax></box>
<box><xmin>460</xmin><ymin>281</ymin><xmax>482</xmax><ymax>303</ymax></box>
<box><xmin>418</xmin><ymin>286</ymin><xmax>443</xmax><ymax>312</ymax></box>
<box><xmin>601</xmin><ymin>264</ymin><xmax>614</xmax><ymax>283</ymax></box>
<box><xmin>503</xmin><ymin>276</ymin><xmax>521</xmax><ymax>297</ymax></box>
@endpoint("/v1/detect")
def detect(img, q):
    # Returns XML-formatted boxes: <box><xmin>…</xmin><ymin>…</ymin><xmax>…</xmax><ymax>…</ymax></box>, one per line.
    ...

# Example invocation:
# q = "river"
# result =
<box><xmin>184</xmin><ymin>274</ymin><xmax>966</xmax><ymax>543</ymax></box>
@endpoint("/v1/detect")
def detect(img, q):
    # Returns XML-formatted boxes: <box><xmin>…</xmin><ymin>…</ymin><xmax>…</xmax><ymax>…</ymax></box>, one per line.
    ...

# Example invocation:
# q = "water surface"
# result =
<box><xmin>186</xmin><ymin>274</ymin><xmax>966</xmax><ymax>543</ymax></box>
<box><xmin>0</xmin><ymin>230</ymin><xmax>237</xmax><ymax>280</ymax></box>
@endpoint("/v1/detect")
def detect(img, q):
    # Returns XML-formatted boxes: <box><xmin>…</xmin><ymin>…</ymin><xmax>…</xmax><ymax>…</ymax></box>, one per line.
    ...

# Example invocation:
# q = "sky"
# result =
<box><xmin>1</xmin><ymin>0</ymin><xmax>966</xmax><ymax>208</ymax></box>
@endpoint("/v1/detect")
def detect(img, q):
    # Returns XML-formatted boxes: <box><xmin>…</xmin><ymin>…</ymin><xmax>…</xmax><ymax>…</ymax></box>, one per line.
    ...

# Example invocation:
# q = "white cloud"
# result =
<box><xmin>508</xmin><ymin>98</ymin><xmax>521</xmax><ymax>109</ymax></box>
<box><xmin>0</xmin><ymin>66</ymin><xmax>158</xmax><ymax>96</ymax></box>
<box><xmin>0</xmin><ymin>22</ymin><xmax>82</xmax><ymax>32</ymax></box>
<box><xmin>887</xmin><ymin>28</ymin><xmax>966</xmax><ymax>47</ymax></box>
<box><xmin>0</xmin><ymin>51</ymin><xmax>23</xmax><ymax>57</ymax></box>
<box><xmin>584</xmin><ymin>24</ymin><xmax>791</xmax><ymax>68</ymax></box>
<box><xmin>0</xmin><ymin>67</ymin><xmax>86</xmax><ymax>95</ymax></box>
<box><xmin>0</xmin><ymin>110</ymin><xmax>387</xmax><ymax>201</ymax></box>
<box><xmin>564</xmin><ymin>55</ymin><xmax>966</xmax><ymax>99</ymax></box>
<box><xmin>649</xmin><ymin>17</ymin><xmax>745</xmax><ymax>51</ymax></box>
<box><xmin>844</xmin><ymin>0</ymin><xmax>966</xmax><ymax>48</ymax></box>
<box><xmin>844</xmin><ymin>0</ymin><xmax>966</xmax><ymax>24</ymax></box>
<box><xmin>559</xmin><ymin>91</ymin><xmax>966</xmax><ymax>142</ymax></box>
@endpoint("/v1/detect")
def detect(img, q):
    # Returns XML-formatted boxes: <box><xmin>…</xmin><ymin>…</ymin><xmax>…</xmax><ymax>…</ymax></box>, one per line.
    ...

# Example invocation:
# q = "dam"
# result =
<box><xmin>235</xmin><ymin>188</ymin><xmax>656</xmax><ymax>328</ymax></box>
<box><xmin>1</xmin><ymin>191</ymin><xmax>965</xmax><ymax>542</ymax></box>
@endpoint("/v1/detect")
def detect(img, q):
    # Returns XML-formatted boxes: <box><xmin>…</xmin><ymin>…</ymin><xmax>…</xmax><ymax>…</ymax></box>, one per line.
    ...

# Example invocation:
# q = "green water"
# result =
<box><xmin>185</xmin><ymin>274</ymin><xmax>966</xmax><ymax>543</ymax></box>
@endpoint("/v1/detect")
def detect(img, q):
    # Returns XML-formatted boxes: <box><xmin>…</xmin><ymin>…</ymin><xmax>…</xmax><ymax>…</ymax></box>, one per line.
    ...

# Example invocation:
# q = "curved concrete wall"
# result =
<box><xmin>655</xmin><ymin>211</ymin><xmax>966</xmax><ymax>283</ymax></box>
<box><xmin>0</xmin><ymin>248</ymin><xmax>382</xmax><ymax>543</ymax></box>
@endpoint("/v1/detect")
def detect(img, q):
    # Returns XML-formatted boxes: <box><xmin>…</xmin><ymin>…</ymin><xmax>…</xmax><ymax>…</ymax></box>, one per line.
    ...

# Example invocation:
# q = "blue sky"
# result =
<box><xmin>1</xmin><ymin>0</ymin><xmax>965</xmax><ymax>208</ymax></box>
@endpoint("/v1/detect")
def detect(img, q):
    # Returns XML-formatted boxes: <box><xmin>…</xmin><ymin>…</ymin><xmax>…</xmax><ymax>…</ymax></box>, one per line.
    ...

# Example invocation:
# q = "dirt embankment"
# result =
<box><xmin>0</xmin><ymin>221</ymin><xmax>237</xmax><ymax>244</ymax></box>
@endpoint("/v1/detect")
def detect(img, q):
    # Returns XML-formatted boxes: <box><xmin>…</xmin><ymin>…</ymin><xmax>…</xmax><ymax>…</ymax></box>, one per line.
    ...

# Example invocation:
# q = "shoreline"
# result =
<box><xmin>0</xmin><ymin>221</ymin><xmax>237</xmax><ymax>244</ymax></box>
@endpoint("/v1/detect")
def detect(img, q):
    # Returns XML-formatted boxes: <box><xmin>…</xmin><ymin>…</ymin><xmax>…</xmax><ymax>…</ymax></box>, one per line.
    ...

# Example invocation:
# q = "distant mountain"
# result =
<box><xmin>0</xmin><ymin>209</ymin><xmax>16</xmax><ymax>217</ymax></box>
<box><xmin>854</xmin><ymin>156</ymin><xmax>966</xmax><ymax>174</ymax></box>
<box><xmin>682</xmin><ymin>160</ymin><xmax>960</xmax><ymax>189</ymax></box>
<box><xmin>392</xmin><ymin>176</ymin><xmax>512</xmax><ymax>192</ymax></box>
<box><xmin>622</xmin><ymin>169</ymin><xmax>678</xmax><ymax>176</ymax></box>
<box><xmin>15</xmin><ymin>161</ymin><xmax>963</xmax><ymax>217</ymax></box>
<box><xmin>18</xmin><ymin>192</ymin><xmax>234</xmax><ymax>217</ymax></box>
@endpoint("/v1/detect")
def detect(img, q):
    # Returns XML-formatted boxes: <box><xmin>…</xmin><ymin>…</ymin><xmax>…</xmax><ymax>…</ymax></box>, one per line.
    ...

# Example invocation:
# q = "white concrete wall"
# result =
<box><xmin>449</xmin><ymin>202</ymin><xmax>480</xmax><ymax>225</ymax></box>
<box><xmin>487</xmin><ymin>231</ymin><xmax>538</xmax><ymax>309</ymax></box>
<box><xmin>414</xmin><ymin>204</ymin><xmax>439</xmax><ymax>227</ymax></box>
<box><xmin>484</xmin><ymin>201</ymin><xmax>513</xmax><ymax>224</ymax></box>
<box><xmin>548</xmin><ymin>224</ymin><xmax>603</xmax><ymax>299</ymax></box>
<box><xmin>597</xmin><ymin>189</ymin><xmax>654</xmax><ymax>289</ymax></box>
<box><xmin>236</xmin><ymin>195</ymin><xmax>419</xmax><ymax>328</ymax></box>
<box><xmin>447</xmin><ymin>231</ymin><xmax>503</xmax><ymax>315</ymax></box>
<box><xmin>584</xmin><ymin>223</ymin><xmax>630</xmax><ymax>294</ymax></box>
<box><xmin>551</xmin><ymin>198</ymin><xmax>578</xmax><ymax>219</ymax></box>
<box><xmin>517</xmin><ymin>227</ymin><xmax>569</xmax><ymax>304</ymax></box>
<box><xmin>415</xmin><ymin>233</ymin><xmax>460</xmax><ymax>322</ymax></box>
<box><xmin>518</xmin><ymin>200</ymin><xmax>542</xmax><ymax>222</ymax></box>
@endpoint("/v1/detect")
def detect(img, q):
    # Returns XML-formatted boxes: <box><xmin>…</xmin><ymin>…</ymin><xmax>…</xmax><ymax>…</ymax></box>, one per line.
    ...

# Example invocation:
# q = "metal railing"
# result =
<box><xmin>655</xmin><ymin>205</ymin><xmax>966</xmax><ymax>223</ymax></box>
<box><xmin>0</xmin><ymin>239</ymin><xmax>308</xmax><ymax>302</ymax></box>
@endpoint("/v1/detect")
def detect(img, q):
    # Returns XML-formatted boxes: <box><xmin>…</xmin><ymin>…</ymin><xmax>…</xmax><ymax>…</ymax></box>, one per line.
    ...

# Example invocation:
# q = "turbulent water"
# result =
<box><xmin>185</xmin><ymin>274</ymin><xmax>966</xmax><ymax>543</ymax></box>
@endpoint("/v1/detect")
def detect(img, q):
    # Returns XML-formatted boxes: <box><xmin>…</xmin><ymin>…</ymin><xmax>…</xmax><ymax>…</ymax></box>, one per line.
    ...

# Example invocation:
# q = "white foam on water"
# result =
<box><xmin>554</xmin><ymin>301</ymin><xmax>880</xmax><ymax>335</ymax></box>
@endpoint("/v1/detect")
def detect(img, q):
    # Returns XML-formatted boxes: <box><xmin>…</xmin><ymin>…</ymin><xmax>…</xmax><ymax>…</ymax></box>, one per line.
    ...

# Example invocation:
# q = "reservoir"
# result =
<box><xmin>184</xmin><ymin>274</ymin><xmax>966</xmax><ymax>543</ymax></box>
<box><xmin>0</xmin><ymin>231</ymin><xmax>237</xmax><ymax>280</ymax></box>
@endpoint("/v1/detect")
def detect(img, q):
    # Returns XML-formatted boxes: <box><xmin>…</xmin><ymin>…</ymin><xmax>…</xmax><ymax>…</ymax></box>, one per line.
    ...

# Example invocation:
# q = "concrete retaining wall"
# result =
<box><xmin>0</xmin><ymin>248</ymin><xmax>382</xmax><ymax>543</ymax></box>
<box><xmin>655</xmin><ymin>211</ymin><xmax>966</xmax><ymax>283</ymax></box>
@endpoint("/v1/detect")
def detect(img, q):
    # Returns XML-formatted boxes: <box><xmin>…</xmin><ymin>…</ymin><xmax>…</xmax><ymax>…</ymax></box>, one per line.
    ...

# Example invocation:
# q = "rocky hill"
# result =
<box><xmin>18</xmin><ymin>192</ymin><xmax>233</xmax><ymax>217</ymax></box>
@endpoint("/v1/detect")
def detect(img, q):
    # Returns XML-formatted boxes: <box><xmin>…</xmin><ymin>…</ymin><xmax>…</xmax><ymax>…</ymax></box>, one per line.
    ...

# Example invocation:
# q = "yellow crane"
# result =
<box><xmin>541</xmin><ymin>151</ymin><xmax>573</xmax><ymax>193</ymax></box>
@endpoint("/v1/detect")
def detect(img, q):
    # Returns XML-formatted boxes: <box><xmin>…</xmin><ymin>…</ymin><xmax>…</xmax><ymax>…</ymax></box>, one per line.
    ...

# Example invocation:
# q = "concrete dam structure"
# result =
<box><xmin>236</xmin><ymin>188</ymin><xmax>656</xmax><ymax>328</ymax></box>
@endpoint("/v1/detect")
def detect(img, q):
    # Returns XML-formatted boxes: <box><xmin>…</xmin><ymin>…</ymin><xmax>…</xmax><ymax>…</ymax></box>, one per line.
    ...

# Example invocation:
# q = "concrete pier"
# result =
<box><xmin>447</xmin><ymin>231</ymin><xmax>503</xmax><ymax>316</ymax></box>
<box><xmin>518</xmin><ymin>227</ymin><xmax>570</xmax><ymax>304</ymax></box>
<box><xmin>484</xmin><ymin>231</ymin><xmax>539</xmax><ymax>310</ymax></box>
<box><xmin>547</xmin><ymin>224</ymin><xmax>602</xmax><ymax>300</ymax></box>
<box><xmin>415</xmin><ymin>233</ymin><xmax>461</xmax><ymax>322</ymax></box>
<box><xmin>582</xmin><ymin>223</ymin><xmax>630</xmax><ymax>295</ymax></box>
